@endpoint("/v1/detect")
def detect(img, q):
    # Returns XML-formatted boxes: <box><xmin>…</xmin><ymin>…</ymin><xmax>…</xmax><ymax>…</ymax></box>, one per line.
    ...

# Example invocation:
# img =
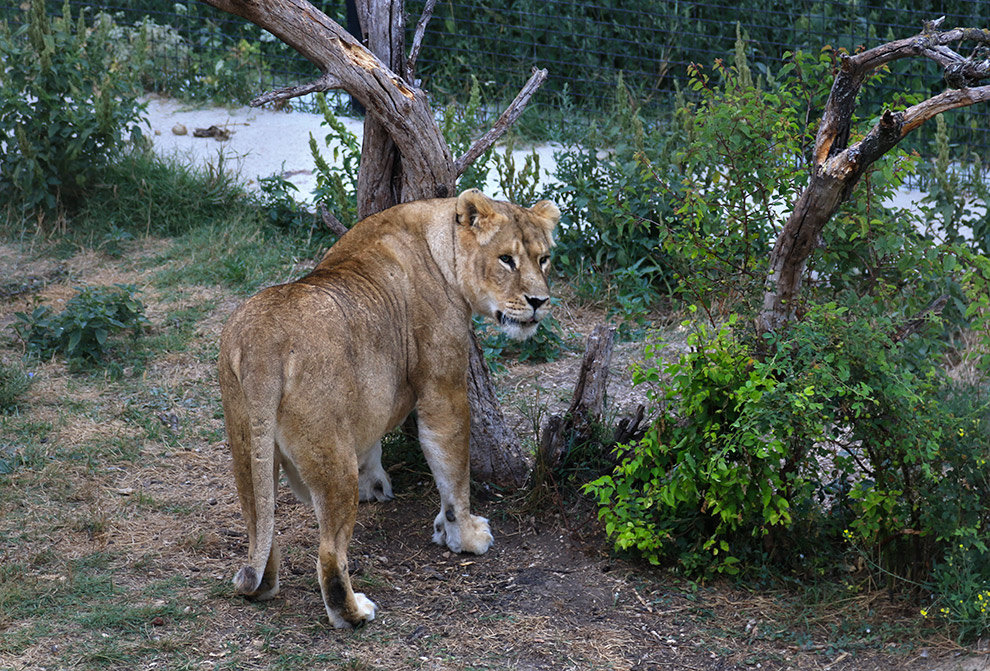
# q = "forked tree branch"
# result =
<box><xmin>406</xmin><ymin>0</ymin><xmax>438</xmax><ymax>83</ymax></box>
<box><xmin>759</xmin><ymin>22</ymin><xmax>990</xmax><ymax>335</ymax></box>
<box><xmin>453</xmin><ymin>67</ymin><xmax>549</xmax><ymax>177</ymax></box>
<box><xmin>815</xmin><ymin>25</ymin><xmax>990</xmax><ymax>164</ymax></box>
<box><xmin>200</xmin><ymin>0</ymin><xmax>455</xmax><ymax>200</ymax></box>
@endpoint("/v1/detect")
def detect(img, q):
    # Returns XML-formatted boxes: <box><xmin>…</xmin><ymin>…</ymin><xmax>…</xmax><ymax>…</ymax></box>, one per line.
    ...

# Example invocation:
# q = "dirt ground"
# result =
<box><xmin>0</xmin><ymin>240</ymin><xmax>987</xmax><ymax>671</ymax></box>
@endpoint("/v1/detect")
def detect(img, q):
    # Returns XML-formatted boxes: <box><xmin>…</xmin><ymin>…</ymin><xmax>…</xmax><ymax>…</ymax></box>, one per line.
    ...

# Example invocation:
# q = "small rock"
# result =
<box><xmin>172</xmin><ymin>123</ymin><xmax>187</xmax><ymax>136</ymax></box>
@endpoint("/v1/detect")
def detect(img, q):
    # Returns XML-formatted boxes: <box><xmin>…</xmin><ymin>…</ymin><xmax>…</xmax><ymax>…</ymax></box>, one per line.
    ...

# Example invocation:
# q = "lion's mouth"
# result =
<box><xmin>496</xmin><ymin>311</ymin><xmax>538</xmax><ymax>329</ymax></box>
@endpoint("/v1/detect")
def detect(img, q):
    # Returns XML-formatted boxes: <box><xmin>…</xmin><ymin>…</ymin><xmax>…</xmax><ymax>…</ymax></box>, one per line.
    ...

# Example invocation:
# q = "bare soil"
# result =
<box><xmin>0</xmin><ymin>241</ymin><xmax>985</xmax><ymax>671</ymax></box>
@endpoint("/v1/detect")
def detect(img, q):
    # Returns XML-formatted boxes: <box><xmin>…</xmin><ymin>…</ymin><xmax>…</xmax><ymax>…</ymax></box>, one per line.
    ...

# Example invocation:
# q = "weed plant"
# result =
<box><xmin>14</xmin><ymin>285</ymin><xmax>149</xmax><ymax>364</ymax></box>
<box><xmin>0</xmin><ymin>0</ymin><xmax>146</xmax><ymax>225</ymax></box>
<box><xmin>309</xmin><ymin>92</ymin><xmax>361</xmax><ymax>228</ymax></box>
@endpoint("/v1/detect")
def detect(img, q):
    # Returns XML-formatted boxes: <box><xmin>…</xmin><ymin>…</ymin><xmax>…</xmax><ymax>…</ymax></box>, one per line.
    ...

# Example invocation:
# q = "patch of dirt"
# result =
<box><xmin>0</xmin><ymin>240</ymin><xmax>981</xmax><ymax>671</ymax></box>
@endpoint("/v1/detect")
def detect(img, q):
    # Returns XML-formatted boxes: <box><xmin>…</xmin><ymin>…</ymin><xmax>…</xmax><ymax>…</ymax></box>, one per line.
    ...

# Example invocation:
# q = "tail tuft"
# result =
<box><xmin>233</xmin><ymin>566</ymin><xmax>261</xmax><ymax>595</ymax></box>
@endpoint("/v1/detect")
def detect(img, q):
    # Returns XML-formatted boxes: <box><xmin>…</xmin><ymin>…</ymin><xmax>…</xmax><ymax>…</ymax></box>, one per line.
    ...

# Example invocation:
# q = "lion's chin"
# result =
<box><xmin>496</xmin><ymin>311</ymin><xmax>540</xmax><ymax>341</ymax></box>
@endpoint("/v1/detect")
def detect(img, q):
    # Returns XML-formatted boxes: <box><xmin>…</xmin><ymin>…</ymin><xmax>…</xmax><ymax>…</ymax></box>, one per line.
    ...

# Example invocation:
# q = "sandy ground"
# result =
<box><xmin>142</xmin><ymin>95</ymin><xmax>562</xmax><ymax>204</ymax></box>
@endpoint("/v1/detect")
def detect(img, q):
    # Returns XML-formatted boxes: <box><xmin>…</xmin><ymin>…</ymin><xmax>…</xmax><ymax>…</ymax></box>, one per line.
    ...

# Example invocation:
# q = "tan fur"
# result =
<box><xmin>218</xmin><ymin>189</ymin><xmax>559</xmax><ymax>628</ymax></box>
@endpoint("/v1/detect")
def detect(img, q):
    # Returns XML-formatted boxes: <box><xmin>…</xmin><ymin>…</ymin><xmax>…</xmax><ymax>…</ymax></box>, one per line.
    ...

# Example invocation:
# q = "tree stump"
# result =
<box><xmin>538</xmin><ymin>324</ymin><xmax>616</xmax><ymax>470</ymax></box>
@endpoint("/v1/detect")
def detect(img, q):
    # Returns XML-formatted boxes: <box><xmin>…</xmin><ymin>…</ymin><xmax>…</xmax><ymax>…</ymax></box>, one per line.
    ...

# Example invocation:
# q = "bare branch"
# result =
<box><xmin>816</xmin><ymin>24</ymin><xmax>990</xmax><ymax>163</ymax></box>
<box><xmin>901</xmin><ymin>84</ymin><xmax>990</xmax><ymax>131</ymax></box>
<box><xmin>453</xmin><ymin>68</ymin><xmax>549</xmax><ymax>177</ymax></box>
<box><xmin>406</xmin><ymin>0</ymin><xmax>438</xmax><ymax>83</ymax></box>
<box><xmin>319</xmin><ymin>205</ymin><xmax>349</xmax><ymax>236</ymax></box>
<box><xmin>250</xmin><ymin>72</ymin><xmax>344</xmax><ymax>107</ymax></box>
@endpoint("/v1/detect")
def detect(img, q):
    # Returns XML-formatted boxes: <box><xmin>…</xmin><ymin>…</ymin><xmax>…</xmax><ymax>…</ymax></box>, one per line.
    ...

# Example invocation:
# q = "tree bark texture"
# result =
<box><xmin>200</xmin><ymin>0</ymin><xmax>549</xmax><ymax>488</ymax></box>
<box><xmin>467</xmin><ymin>336</ymin><xmax>532</xmax><ymax>489</ymax></box>
<box><xmin>354</xmin><ymin>0</ymin><xmax>405</xmax><ymax>218</ymax></box>
<box><xmin>757</xmin><ymin>22</ymin><xmax>990</xmax><ymax>335</ymax></box>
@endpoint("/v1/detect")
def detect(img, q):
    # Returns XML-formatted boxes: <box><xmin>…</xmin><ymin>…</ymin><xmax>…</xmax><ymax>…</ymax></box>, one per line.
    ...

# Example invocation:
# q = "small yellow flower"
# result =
<box><xmin>958</xmin><ymin>428</ymin><xmax>966</xmax><ymax>437</ymax></box>
<box><xmin>920</xmin><ymin>608</ymin><xmax>929</xmax><ymax>618</ymax></box>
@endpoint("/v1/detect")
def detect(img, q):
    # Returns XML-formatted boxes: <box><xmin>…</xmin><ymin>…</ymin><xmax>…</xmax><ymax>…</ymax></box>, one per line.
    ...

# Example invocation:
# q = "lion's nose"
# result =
<box><xmin>526</xmin><ymin>295</ymin><xmax>548</xmax><ymax>311</ymax></box>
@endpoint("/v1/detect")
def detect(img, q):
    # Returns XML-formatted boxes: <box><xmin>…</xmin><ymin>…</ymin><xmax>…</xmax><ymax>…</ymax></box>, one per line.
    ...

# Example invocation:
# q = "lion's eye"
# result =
<box><xmin>498</xmin><ymin>254</ymin><xmax>516</xmax><ymax>270</ymax></box>
<box><xmin>539</xmin><ymin>255</ymin><xmax>550</xmax><ymax>266</ymax></box>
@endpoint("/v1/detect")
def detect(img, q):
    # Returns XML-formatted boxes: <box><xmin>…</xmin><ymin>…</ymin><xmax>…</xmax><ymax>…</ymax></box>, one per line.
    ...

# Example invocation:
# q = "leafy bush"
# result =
<box><xmin>550</xmin><ymin>43</ymin><xmax>833</xmax><ymax>324</ymax></box>
<box><xmin>550</xmin><ymin>75</ymin><xmax>677</xmax><ymax>326</ymax></box>
<box><xmin>586</xmin><ymin>303</ymin><xmax>989</xmax><ymax>591</ymax></box>
<box><xmin>0</xmin><ymin>362</ymin><xmax>33</xmax><ymax>413</ymax></box>
<box><xmin>0</xmin><ymin>0</ymin><xmax>146</xmax><ymax>222</ymax></box>
<box><xmin>15</xmin><ymin>285</ymin><xmax>149</xmax><ymax>363</ymax></box>
<box><xmin>663</xmin><ymin>44</ymin><xmax>827</xmax><ymax>312</ymax></box>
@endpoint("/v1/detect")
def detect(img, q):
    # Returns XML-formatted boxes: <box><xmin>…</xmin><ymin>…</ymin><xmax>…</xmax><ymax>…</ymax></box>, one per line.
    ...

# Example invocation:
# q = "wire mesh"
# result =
<box><xmin>4</xmin><ymin>0</ymin><xmax>989</xmax><ymax>161</ymax></box>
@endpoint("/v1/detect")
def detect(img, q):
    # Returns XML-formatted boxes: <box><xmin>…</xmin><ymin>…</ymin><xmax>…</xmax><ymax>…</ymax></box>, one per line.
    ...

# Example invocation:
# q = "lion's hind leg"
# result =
<box><xmin>223</xmin><ymin>378</ymin><xmax>281</xmax><ymax>601</ymax></box>
<box><xmin>309</xmin><ymin>448</ymin><xmax>377</xmax><ymax>628</ymax></box>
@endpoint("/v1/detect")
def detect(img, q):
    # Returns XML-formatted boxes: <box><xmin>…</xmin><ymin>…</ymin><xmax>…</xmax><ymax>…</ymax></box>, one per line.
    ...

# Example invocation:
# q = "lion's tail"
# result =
<box><xmin>222</xmin><ymin>345</ymin><xmax>279</xmax><ymax>597</ymax></box>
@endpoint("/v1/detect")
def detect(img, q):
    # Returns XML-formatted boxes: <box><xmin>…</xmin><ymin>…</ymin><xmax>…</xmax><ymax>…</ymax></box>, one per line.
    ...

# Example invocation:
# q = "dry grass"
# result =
<box><xmin>0</xmin><ymin>237</ymin><xmax>980</xmax><ymax>671</ymax></box>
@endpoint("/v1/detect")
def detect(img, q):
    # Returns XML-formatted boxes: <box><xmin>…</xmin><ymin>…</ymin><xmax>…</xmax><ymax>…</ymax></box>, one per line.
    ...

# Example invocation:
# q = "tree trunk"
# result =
<box><xmin>354</xmin><ymin>0</ymin><xmax>404</xmax><ymax>218</ymax></box>
<box><xmin>467</xmin><ymin>336</ymin><xmax>533</xmax><ymax>489</ymax></box>
<box><xmin>757</xmin><ymin>21</ymin><xmax>990</xmax><ymax>336</ymax></box>
<box><xmin>201</xmin><ymin>0</ymin><xmax>548</xmax><ymax>488</ymax></box>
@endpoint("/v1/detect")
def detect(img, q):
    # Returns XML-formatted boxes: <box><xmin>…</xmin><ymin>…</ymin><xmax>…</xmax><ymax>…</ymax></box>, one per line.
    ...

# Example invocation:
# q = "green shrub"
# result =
<box><xmin>586</xmin><ymin>303</ymin><xmax>989</xmax><ymax>594</ymax></box>
<box><xmin>14</xmin><ymin>285</ymin><xmax>149</xmax><ymax>363</ymax></box>
<box><xmin>549</xmin><ymin>44</ymin><xmax>834</xmax><ymax>324</ymax></box>
<box><xmin>0</xmin><ymin>0</ymin><xmax>146</xmax><ymax>222</ymax></box>
<box><xmin>664</xmin><ymin>46</ymin><xmax>822</xmax><ymax>312</ymax></box>
<box><xmin>551</xmin><ymin>74</ymin><xmax>678</xmax><ymax>313</ymax></box>
<box><xmin>0</xmin><ymin>362</ymin><xmax>33</xmax><ymax>413</ymax></box>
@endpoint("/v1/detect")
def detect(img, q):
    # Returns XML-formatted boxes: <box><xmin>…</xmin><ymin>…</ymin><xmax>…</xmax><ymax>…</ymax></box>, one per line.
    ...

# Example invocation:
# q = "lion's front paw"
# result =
<box><xmin>432</xmin><ymin>511</ymin><xmax>492</xmax><ymax>555</ymax></box>
<box><xmin>459</xmin><ymin>514</ymin><xmax>493</xmax><ymax>555</ymax></box>
<box><xmin>352</xmin><ymin>592</ymin><xmax>377</xmax><ymax>624</ymax></box>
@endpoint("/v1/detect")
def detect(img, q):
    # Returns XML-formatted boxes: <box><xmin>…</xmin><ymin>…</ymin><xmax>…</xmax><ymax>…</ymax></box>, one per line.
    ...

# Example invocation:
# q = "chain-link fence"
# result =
<box><xmin>6</xmin><ymin>1</ymin><xmax>990</xmax><ymax>160</ymax></box>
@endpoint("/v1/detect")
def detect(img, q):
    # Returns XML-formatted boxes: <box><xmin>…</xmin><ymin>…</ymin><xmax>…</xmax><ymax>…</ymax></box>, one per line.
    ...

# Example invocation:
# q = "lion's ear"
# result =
<box><xmin>456</xmin><ymin>188</ymin><xmax>496</xmax><ymax>227</ymax></box>
<box><xmin>530</xmin><ymin>200</ymin><xmax>560</xmax><ymax>235</ymax></box>
<box><xmin>456</xmin><ymin>188</ymin><xmax>501</xmax><ymax>243</ymax></box>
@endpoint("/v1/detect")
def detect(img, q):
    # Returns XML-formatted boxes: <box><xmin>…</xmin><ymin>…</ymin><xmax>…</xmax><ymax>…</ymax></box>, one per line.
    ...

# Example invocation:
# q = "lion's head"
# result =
<box><xmin>454</xmin><ymin>189</ymin><xmax>559</xmax><ymax>340</ymax></box>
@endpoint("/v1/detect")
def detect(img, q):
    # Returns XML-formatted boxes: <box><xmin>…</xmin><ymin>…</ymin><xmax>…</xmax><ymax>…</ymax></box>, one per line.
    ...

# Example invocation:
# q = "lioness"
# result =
<box><xmin>219</xmin><ymin>189</ymin><xmax>559</xmax><ymax>628</ymax></box>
